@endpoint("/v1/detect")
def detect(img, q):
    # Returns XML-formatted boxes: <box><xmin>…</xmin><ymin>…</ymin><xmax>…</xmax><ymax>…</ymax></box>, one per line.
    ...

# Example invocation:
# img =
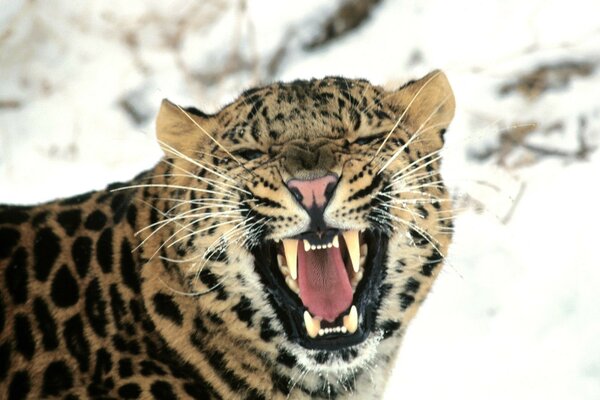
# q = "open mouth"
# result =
<box><xmin>252</xmin><ymin>228</ymin><xmax>388</xmax><ymax>350</ymax></box>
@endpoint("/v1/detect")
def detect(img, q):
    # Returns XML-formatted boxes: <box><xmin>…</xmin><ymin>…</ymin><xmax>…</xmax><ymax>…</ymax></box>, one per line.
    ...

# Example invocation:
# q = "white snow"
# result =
<box><xmin>1</xmin><ymin>0</ymin><xmax>599</xmax><ymax>398</ymax></box>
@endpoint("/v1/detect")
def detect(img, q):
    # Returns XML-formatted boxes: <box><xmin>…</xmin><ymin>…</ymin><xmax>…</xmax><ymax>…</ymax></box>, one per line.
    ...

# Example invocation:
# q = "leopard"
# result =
<box><xmin>0</xmin><ymin>70</ymin><xmax>455</xmax><ymax>399</ymax></box>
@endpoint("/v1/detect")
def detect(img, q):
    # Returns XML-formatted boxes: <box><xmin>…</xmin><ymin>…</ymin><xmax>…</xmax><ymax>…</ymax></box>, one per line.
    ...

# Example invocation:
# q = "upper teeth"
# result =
<box><xmin>303</xmin><ymin>237</ymin><xmax>339</xmax><ymax>252</ymax></box>
<box><xmin>332</xmin><ymin>235</ymin><xmax>339</xmax><ymax>248</ymax></box>
<box><xmin>343</xmin><ymin>230</ymin><xmax>361</xmax><ymax>273</ymax></box>
<box><xmin>277</xmin><ymin>231</ymin><xmax>367</xmax><ymax>300</ymax></box>
<box><xmin>282</xmin><ymin>239</ymin><xmax>298</xmax><ymax>280</ymax></box>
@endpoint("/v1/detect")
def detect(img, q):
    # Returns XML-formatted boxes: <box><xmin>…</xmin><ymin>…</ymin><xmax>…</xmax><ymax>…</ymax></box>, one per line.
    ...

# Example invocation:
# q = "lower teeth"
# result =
<box><xmin>304</xmin><ymin>306</ymin><xmax>358</xmax><ymax>338</ymax></box>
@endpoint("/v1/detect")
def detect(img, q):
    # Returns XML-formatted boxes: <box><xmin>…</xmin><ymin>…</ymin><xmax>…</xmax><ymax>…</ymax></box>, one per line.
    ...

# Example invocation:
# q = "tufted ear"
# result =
<box><xmin>389</xmin><ymin>70</ymin><xmax>455</xmax><ymax>148</ymax></box>
<box><xmin>155</xmin><ymin>99</ymin><xmax>215</xmax><ymax>156</ymax></box>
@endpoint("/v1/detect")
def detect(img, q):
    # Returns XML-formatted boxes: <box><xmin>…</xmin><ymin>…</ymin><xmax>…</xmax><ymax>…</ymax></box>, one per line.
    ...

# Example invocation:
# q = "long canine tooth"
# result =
<box><xmin>360</xmin><ymin>243</ymin><xmax>368</xmax><ymax>256</ymax></box>
<box><xmin>277</xmin><ymin>254</ymin><xmax>286</xmax><ymax>267</ymax></box>
<box><xmin>303</xmin><ymin>311</ymin><xmax>320</xmax><ymax>338</ymax></box>
<box><xmin>343</xmin><ymin>305</ymin><xmax>358</xmax><ymax>334</ymax></box>
<box><xmin>285</xmin><ymin>276</ymin><xmax>299</xmax><ymax>293</ymax></box>
<box><xmin>304</xmin><ymin>239</ymin><xmax>311</xmax><ymax>252</ymax></box>
<box><xmin>343</xmin><ymin>230</ymin><xmax>360</xmax><ymax>272</ymax></box>
<box><xmin>332</xmin><ymin>235</ymin><xmax>339</xmax><ymax>248</ymax></box>
<box><xmin>282</xmin><ymin>239</ymin><xmax>298</xmax><ymax>280</ymax></box>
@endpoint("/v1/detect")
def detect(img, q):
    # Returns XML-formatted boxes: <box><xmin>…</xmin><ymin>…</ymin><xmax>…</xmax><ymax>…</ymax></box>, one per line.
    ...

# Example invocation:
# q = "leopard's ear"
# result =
<box><xmin>156</xmin><ymin>99</ymin><xmax>215</xmax><ymax>155</ymax></box>
<box><xmin>389</xmin><ymin>70</ymin><xmax>455</xmax><ymax>149</ymax></box>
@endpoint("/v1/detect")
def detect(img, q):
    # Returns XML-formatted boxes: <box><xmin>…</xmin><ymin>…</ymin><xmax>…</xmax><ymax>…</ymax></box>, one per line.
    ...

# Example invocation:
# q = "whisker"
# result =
<box><xmin>378</xmin><ymin>93</ymin><xmax>451</xmax><ymax>175</ymax></box>
<box><xmin>111</xmin><ymin>183</ymin><xmax>234</xmax><ymax>198</ymax></box>
<box><xmin>167</xmin><ymin>218</ymin><xmax>245</xmax><ymax>249</ymax></box>
<box><xmin>159</xmin><ymin>140</ymin><xmax>246</xmax><ymax>186</ymax></box>
<box><xmin>372</xmin><ymin>71</ymin><xmax>443</xmax><ymax>161</ymax></box>
<box><xmin>171</xmin><ymin>105</ymin><xmax>256</xmax><ymax>177</ymax></box>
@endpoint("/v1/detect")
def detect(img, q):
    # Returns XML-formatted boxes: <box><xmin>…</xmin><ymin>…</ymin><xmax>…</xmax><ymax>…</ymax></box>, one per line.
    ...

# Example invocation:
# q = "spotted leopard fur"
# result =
<box><xmin>0</xmin><ymin>71</ymin><xmax>455</xmax><ymax>399</ymax></box>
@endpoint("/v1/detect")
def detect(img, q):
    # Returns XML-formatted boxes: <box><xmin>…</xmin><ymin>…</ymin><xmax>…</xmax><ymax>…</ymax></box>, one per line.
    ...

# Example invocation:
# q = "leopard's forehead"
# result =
<box><xmin>213</xmin><ymin>77</ymin><xmax>397</xmax><ymax>143</ymax></box>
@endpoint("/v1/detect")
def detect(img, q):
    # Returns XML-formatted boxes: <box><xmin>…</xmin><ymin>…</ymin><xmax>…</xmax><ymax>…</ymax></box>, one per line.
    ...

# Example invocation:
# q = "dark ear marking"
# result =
<box><xmin>183</xmin><ymin>106</ymin><xmax>210</xmax><ymax>119</ymax></box>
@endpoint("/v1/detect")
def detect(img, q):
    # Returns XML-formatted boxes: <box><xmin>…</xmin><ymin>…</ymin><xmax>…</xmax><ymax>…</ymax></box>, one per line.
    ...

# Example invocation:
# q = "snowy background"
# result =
<box><xmin>1</xmin><ymin>0</ymin><xmax>599</xmax><ymax>398</ymax></box>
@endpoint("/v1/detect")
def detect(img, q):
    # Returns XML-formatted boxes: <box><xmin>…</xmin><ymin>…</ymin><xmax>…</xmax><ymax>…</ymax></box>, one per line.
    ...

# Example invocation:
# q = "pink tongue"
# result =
<box><xmin>297</xmin><ymin>245</ymin><xmax>353</xmax><ymax>322</ymax></box>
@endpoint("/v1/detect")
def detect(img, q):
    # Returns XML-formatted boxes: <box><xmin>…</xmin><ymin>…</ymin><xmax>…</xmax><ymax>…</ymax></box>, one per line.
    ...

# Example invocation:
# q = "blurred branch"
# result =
<box><xmin>469</xmin><ymin>116</ymin><xmax>597</xmax><ymax>168</ymax></box>
<box><xmin>0</xmin><ymin>100</ymin><xmax>21</xmax><ymax>109</ymax></box>
<box><xmin>304</xmin><ymin>0</ymin><xmax>383</xmax><ymax>50</ymax></box>
<box><xmin>499</xmin><ymin>60</ymin><xmax>596</xmax><ymax>100</ymax></box>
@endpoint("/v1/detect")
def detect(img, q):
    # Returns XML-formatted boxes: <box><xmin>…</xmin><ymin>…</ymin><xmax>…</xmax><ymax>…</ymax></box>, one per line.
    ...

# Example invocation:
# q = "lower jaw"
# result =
<box><xmin>252</xmin><ymin>230</ymin><xmax>388</xmax><ymax>351</ymax></box>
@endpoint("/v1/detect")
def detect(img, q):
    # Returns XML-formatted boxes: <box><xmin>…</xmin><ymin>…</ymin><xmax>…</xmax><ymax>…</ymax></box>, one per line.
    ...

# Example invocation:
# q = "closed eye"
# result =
<box><xmin>233</xmin><ymin>149</ymin><xmax>265</xmax><ymax>161</ymax></box>
<box><xmin>353</xmin><ymin>133</ymin><xmax>386</xmax><ymax>146</ymax></box>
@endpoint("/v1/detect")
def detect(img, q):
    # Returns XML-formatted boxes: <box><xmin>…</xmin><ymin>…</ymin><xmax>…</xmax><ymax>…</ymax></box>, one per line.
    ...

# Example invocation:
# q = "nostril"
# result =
<box><xmin>324</xmin><ymin>181</ymin><xmax>336</xmax><ymax>201</ymax></box>
<box><xmin>289</xmin><ymin>187</ymin><xmax>303</xmax><ymax>203</ymax></box>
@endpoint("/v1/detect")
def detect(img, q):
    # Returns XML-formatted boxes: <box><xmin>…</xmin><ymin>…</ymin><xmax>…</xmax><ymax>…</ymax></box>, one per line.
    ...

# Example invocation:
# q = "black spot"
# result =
<box><xmin>84</xmin><ymin>210</ymin><xmax>107</xmax><ymax>231</ymax></box>
<box><xmin>150</xmin><ymin>380</ymin><xmax>177</xmax><ymax>400</ymax></box>
<box><xmin>113</xmin><ymin>334</ymin><xmax>128</xmax><ymax>352</ymax></box>
<box><xmin>421</xmin><ymin>249</ymin><xmax>443</xmax><ymax>276</ymax></box>
<box><xmin>109</xmin><ymin>285</ymin><xmax>126</xmax><ymax>329</ymax></box>
<box><xmin>347</xmin><ymin>173</ymin><xmax>383</xmax><ymax>202</ymax></box>
<box><xmin>8</xmin><ymin>370</ymin><xmax>30</xmax><ymax>400</ymax></box>
<box><xmin>0</xmin><ymin>296</ymin><xmax>4</xmax><ymax>334</ymax></box>
<box><xmin>91</xmin><ymin>348</ymin><xmax>112</xmax><ymax>389</ymax></box>
<box><xmin>51</xmin><ymin>265</ymin><xmax>79</xmax><ymax>307</ymax></box>
<box><xmin>341</xmin><ymin>348</ymin><xmax>358</xmax><ymax>363</ymax></box>
<box><xmin>232</xmin><ymin>296</ymin><xmax>256</xmax><ymax>328</ymax></box>
<box><xmin>31</xmin><ymin>211</ymin><xmax>49</xmax><ymax>227</ymax></box>
<box><xmin>208</xmin><ymin>313</ymin><xmax>224</xmax><ymax>326</ymax></box>
<box><xmin>120</xmin><ymin>239</ymin><xmax>140</xmax><ymax>293</ymax></box>
<box><xmin>126</xmin><ymin>205</ymin><xmax>137</xmax><ymax>228</ymax></box>
<box><xmin>276</xmin><ymin>350</ymin><xmax>297</xmax><ymax>369</ymax></box>
<box><xmin>33</xmin><ymin>228</ymin><xmax>61</xmax><ymax>281</ymax></box>
<box><xmin>0</xmin><ymin>342</ymin><xmax>11</xmax><ymax>382</ymax></box>
<box><xmin>72</xmin><ymin>236</ymin><xmax>93</xmax><ymax>278</ymax></box>
<box><xmin>271</xmin><ymin>372</ymin><xmax>292</xmax><ymax>396</ymax></box>
<box><xmin>408</xmin><ymin>228</ymin><xmax>428</xmax><ymax>247</ymax></box>
<box><xmin>404</xmin><ymin>277</ymin><xmax>420</xmax><ymax>293</ymax></box>
<box><xmin>0</xmin><ymin>209</ymin><xmax>29</xmax><ymax>225</ymax></box>
<box><xmin>416</xmin><ymin>205</ymin><xmax>429</xmax><ymax>219</ymax></box>
<box><xmin>439</xmin><ymin>128</ymin><xmax>447</xmax><ymax>143</ymax></box>
<box><xmin>42</xmin><ymin>360</ymin><xmax>73</xmax><ymax>396</ymax></box>
<box><xmin>152</xmin><ymin>293</ymin><xmax>183</xmax><ymax>326</ymax></box>
<box><xmin>57</xmin><ymin>209</ymin><xmax>81</xmax><ymax>236</ymax></box>
<box><xmin>118</xmin><ymin>383</ymin><xmax>142</xmax><ymax>399</ymax></box>
<box><xmin>5</xmin><ymin>247</ymin><xmax>28</xmax><ymax>304</ymax></box>
<box><xmin>314</xmin><ymin>351</ymin><xmax>330</xmax><ymax>364</ymax></box>
<box><xmin>0</xmin><ymin>228</ymin><xmax>20</xmax><ymax>259</ymax></box>
<box><xmin>184</xmin><ymin>382</ymin><xmax>212</xmax><ymax>399</ymax></box>
<box><xmin>14</xmin><ymin>314</ymin><xmax>34</xmax><ymax>360</ymax></box>
<box><xmin>118</xmin><ymin>358</ymin><xmax>134</xmax><ymax>378</ymax></box>
<box><xmin>33</xmin><ymin>298</ymin><xmax>58</xmax><ymax>350</ymax></box>
<box><xmin>60</xmin><ymin>191</ymin><xmax>93</xmax><ymax>206</ymax></box>
<box><xmin>378</xmin><ymin>283</ymin><xmax>393</xmax><ymax>305</ymax></box>
<box><xmin>380</xmin><ymin>320</ymin><xmax>401</xmax><ymax>339</ymax></box>
<box><xmin>140</xmin><ymin>360</ymin><xmax>166</xmax><ymax>376</ymax></box>
<box><xmin>202</xmin><ymin>348</ymin><xmax>256</xmax><ymax>397</ymax></box>
<box><xmin>64</xmin><ymin>315</ymin><xmax>91</xmax><ymax>372</ymax></box>
<box><xmin>193</xmin><ymin>316</ymin><xmax>208</xmax><ymax>335</ymax></box>
<box><xmin>399</xmin><ymin>293</ymin><xmax>415</xmax><ymax>310</ymax></box>
<box><xmin>259</xmin><ymin>318</ymin><xmax>277</xmax><ymax>342</ymax></box>
<box><xmin>111</xmin><ymin>193</ymin><xmax>128</xmax><ymax>223</ymax></box>
<box><xmin>198</xmin><ymin>269</ymin><xmax>228</xmax><ymax>300</ymax></box>
<box><xmin>128</xmin><ymin>299</ymin><xmax>142</xmax><ymax>323</ymax></box>
<box><xmin>85</xmin><ymin>278</ymin><xmax>108</xmax><ymax>337</ymax></box>
<box><xmin>96</xmin><ymin>228</ymin><xmax>113</xmax><ymax>273</ymax></box>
